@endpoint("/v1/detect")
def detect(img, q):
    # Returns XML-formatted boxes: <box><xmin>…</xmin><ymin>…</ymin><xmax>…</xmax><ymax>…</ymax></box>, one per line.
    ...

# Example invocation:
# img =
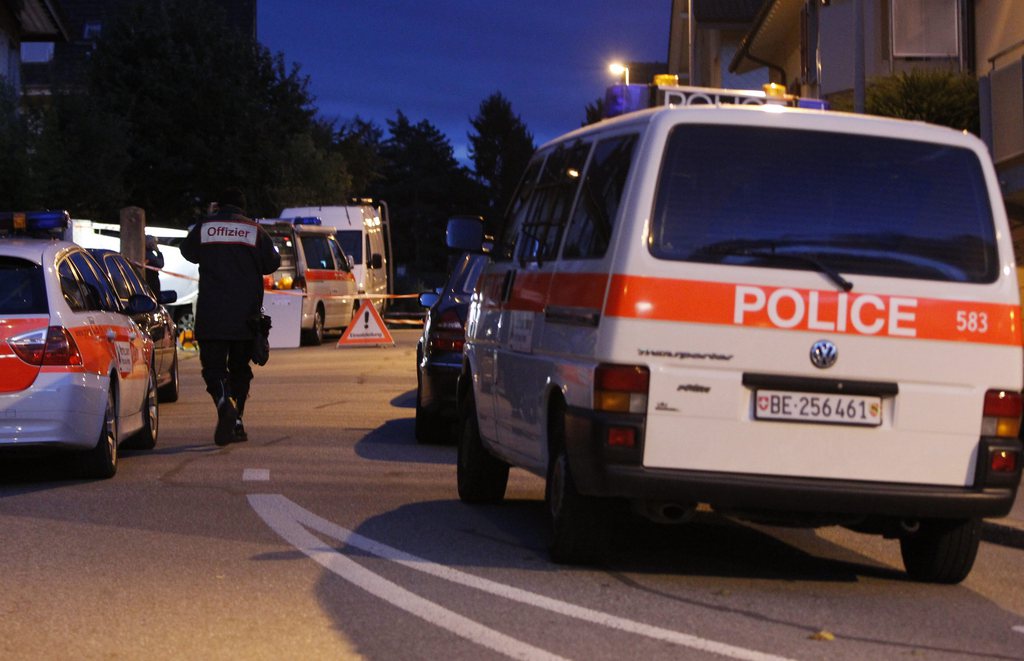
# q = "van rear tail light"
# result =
<box><xmin>9</xmin><ymin>326</ymin><xmax>83</xmax><ymax>366</ymax></box>
<box><xmin>595</xmin><ymin>364</ymin><xmax>649</xmax><ymax>413</ymax></box>
<box><xmin>990</xmin><ymin>450</ymin><xmax>1018</xmax><ymax>474</ymax></box>
<box><xmin>427</xmin><ymin>308</ymin><xmax>465</xmax><ymax>353</ymax></box>
<box><xmin>981</xmin><ymin>390</ymin><xmax>1022</xmax><ymax>438</ymax></box>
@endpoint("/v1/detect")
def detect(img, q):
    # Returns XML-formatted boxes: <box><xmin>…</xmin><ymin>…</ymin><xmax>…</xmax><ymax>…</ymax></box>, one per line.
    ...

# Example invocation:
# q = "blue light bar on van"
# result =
<box><xmin>290</xmin><ymin>217</ymin><xmax>322</xmax><ymax>225</ymax></box>
<box><xmin>797</xmin><ymin>98</ymin><xmax>830</xmax><ymax>110</ymax></box>
<box><xmin>604</xmin><ymin>84</ymin><xmax>651</xmax><ymax>118</ymax></box>
<box><xmin>0</xmin><ymin>210</ymin><xmax>70</xmax><ymax>233</ymax></box>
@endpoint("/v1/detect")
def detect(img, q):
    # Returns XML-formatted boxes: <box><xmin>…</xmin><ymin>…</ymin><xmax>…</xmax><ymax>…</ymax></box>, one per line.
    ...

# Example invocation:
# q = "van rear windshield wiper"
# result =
<box><xmin>696</xmin><ymin>241</ymin><xmax>855</xmax><ymax>292</ymax></box>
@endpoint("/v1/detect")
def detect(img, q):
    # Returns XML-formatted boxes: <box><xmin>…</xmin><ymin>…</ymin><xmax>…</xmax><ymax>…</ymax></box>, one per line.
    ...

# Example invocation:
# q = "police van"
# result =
<box><xmin>280</xmin><ymin>202</ymin><xmax>392</xmax><ymax>313</ymax></box>
<box><xmin>447</xmin><ymin>83</ymin><xmax>1024</xmax><ymax>583</ymax></box>
<box><xmin>259</xmin><ymin>218</ymin><xmax>357</xmax><ymax>345</ymax></box>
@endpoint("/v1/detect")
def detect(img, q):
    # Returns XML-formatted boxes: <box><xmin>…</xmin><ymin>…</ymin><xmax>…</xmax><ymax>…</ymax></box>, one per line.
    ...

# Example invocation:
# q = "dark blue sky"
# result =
<box><xmin>257</xmin><ymin>2</ymin><xmax>670</xmax><ymax>163</ymax></box>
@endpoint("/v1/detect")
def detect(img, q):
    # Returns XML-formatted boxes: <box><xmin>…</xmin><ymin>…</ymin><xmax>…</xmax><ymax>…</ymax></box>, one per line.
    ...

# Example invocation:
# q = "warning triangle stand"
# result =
<box><xmin>337</xmin><ymin>300</ymin><xmax>395</xmax><ymax>347</ymax></box>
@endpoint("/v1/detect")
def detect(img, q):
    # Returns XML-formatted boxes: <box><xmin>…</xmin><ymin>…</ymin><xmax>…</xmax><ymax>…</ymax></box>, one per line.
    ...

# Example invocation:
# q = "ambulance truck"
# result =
<box><xmin>447</xmin><ymin>83</ymin><xmax>1024</xmax><ymax>583</ymax></box>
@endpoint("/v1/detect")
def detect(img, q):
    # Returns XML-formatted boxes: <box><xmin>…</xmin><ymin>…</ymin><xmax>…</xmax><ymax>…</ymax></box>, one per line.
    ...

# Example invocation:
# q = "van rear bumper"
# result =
<box><xmin>564</xmin><ymin>407</ymin><xmax>1021</xmax><ymax>520</ymax></box>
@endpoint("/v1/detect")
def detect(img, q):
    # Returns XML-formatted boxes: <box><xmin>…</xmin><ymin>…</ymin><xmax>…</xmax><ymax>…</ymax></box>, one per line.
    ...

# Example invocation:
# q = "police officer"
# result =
<box><xmin>181</xmin><ymin>187</ymin><xmax>280</xmax><ymax>445</ymax></box>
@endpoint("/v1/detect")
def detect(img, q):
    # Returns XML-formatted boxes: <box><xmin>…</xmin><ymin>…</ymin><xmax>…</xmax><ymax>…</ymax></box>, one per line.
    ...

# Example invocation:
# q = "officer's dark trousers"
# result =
<box><xmin>199</xmin><ymin>339</ymin><xmax>253</xmax><ymax>407</ymax></box>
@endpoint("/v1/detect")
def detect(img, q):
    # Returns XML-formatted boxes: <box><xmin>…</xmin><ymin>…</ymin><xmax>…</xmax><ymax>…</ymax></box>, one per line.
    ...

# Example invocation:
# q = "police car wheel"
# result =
<box><xmin>128</xmin><ymin>366</ymin><xmax>159</xmax><ymax>450</ymax></box>
<box><xmin>158</xmin><ymin>350</ymin><xmax>179</xmax><ymax>403</ymax></box>
<box><xmin>456</xmin><ymin>392</ymin><xmax>508</xmax><ymax>503</ymax></box>
<box><xmin>899</xmin><ymin>518</ymin><xmax>980</xmax><ymax>584</ymax></box>
<box><xmin>82</xmin><ymin>383</ymin><xmax>118</xmax><ymax>479</ymax></box>
<box><xmin>546</xmin><ymin>405</ymin><xmax>609</xmax><ymax>565</ymax></box>
<box><xmin>414</xmin><ymin>373</ymin><xmax>443</xmax><ymax>444</ymax></box>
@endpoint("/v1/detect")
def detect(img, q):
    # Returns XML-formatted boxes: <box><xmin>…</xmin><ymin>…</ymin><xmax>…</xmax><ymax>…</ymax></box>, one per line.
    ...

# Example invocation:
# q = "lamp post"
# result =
<box><xmin>609</xmin><ymin>62</ymin><xmax>630</xmax><ymax>86</ymax></box>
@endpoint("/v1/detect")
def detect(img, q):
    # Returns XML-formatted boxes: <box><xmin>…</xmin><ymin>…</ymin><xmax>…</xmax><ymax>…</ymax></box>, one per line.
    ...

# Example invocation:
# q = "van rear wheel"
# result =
<box><xmin>546</xmin><ymin>404</ymin><xmax>609</xmax><ymax>564</ymax></box>
<box><xmin>899</xmin><ymin>518</ymin><xmax>980</xmax><ymax>584</ymax></box>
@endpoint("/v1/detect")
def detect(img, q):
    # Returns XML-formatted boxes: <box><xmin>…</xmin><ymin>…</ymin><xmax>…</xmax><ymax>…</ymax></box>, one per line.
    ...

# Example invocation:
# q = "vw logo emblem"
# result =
<box><xmin>810</xmin><ymin>340</ymin><xmax>838</xmax><ymax>369</ymax></box>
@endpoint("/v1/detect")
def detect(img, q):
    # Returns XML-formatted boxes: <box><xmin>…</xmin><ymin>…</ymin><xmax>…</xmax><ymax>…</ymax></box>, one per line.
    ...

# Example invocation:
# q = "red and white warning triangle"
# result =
<box><xmin>337</xmin><ymin>300</ymin><xmax>395</xmax><ymax>347</ymax></box>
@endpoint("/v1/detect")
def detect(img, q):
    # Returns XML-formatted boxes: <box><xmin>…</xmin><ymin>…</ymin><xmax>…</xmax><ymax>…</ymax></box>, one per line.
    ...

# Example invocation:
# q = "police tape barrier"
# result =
<box><xmin>132</xmin><ymin>260</ymin><xmax>424</xmax><ymax>306</ymax></box>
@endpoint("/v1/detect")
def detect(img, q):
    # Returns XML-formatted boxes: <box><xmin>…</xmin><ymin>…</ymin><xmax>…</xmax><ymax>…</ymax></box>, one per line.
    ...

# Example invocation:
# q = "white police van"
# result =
<box><xmin>447</xmin><ymin>83</ymin><xmax>1024</xmax><ymax>583</ymax></box>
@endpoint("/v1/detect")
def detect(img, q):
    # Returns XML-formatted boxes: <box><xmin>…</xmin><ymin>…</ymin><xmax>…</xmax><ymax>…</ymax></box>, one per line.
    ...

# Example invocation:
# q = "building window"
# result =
<box><xmin>891</xmin><ymin>0</ymin><xmax>959</xmax><ymax>58</ymax></box>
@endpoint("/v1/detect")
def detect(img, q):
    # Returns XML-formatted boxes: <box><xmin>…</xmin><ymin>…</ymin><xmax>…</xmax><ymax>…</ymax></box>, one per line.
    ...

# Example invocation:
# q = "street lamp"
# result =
<box><xmin>609</xmin><ymin>62</ymin><xmax>629</xmax><ymax>86</ymax></box>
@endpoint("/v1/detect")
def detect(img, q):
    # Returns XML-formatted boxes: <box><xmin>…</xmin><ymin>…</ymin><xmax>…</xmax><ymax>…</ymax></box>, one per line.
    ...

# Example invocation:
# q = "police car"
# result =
<box><xmin>448</xmin><ymin>82</ymin><xmax>1024</xmax><ymax>583</ymax></box>
<box><xmin>259</xmin><ymin>217</ymin><xmax>358</xmax><ymax>345</ymax></box>
<box><xmin>0</xmin><ymin>211</ymin><xmax>160</xmax><ymax>477</ymax></box>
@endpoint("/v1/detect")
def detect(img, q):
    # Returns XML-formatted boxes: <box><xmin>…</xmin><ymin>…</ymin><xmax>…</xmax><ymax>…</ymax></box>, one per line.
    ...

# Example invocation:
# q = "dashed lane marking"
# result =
<box><xmin>243</xmin><ymin>468</ymin><xmax>271</xmax><ymax>482</ymax></box>
<box><xmin>249</xmin><ymin>494</ymin><xmax>793</xmax><ymax>661</ymax></box>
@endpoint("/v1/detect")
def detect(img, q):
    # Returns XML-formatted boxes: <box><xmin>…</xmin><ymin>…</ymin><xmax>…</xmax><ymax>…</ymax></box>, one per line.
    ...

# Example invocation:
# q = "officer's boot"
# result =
<box><xmin>213</xmin><ymin>380</ymin><xmax>237</xmax><ymax>446</ymax></box>
<box><xmin>233</xmin><ymin>396</ymin><xmax>248</xmax><ymax>443</ymax></box>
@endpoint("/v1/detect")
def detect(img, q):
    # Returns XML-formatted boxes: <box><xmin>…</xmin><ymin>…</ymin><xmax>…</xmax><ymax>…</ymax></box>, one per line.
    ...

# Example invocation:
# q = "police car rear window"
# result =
<box><xmin>650</xmin><ymin>125</ymin><xmax>999</xmax><ymax>284</ymax></box>
<box><xmin>0</xmin><ymin>257</ymin><xmax>48</xmax><ymax>314</ymax></box>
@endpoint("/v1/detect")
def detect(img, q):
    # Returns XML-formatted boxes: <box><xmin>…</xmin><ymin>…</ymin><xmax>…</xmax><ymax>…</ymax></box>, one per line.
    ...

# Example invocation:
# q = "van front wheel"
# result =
<box><xmin>302</xmin><ymin>307</ymin><xmax>325</xmax><ymax>346</ymax></box>
<box><xmin>899</xmin><ymin>517</ymin><xmax>980</xmax><ymax>584</ymax></box>
<box><xmin>456</xmin><ymin>392</ymin><xmax>508</xmax><ymax>502</ymax></box>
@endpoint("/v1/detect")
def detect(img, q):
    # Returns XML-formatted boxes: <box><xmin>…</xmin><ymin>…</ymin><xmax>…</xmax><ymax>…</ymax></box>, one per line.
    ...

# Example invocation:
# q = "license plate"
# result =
<box><xmin>754</xmin><ymin>390</ymin><xmax>882</xmax><ymax>426</ymax></box>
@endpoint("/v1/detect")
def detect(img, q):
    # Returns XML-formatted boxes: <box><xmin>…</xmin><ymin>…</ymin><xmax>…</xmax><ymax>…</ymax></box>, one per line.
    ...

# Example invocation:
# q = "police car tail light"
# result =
<box><xmin>9</xmin><ymin>327</ymin><xmax>83</xmax><ymax>367</ymax></box>
<box><xmin>981</xmin><ymin>390</ymin><xmax>1022</xmax><ymax>438</ymax></box>
<box><xmin>595</xmin><ymin>364</ymin><xmax>649</xmax><ymax>413</ymax></box>
<box><xmin>427</xmin><ymin>308</ymin><xmax>465</xmax><ymax>352</ymax></box>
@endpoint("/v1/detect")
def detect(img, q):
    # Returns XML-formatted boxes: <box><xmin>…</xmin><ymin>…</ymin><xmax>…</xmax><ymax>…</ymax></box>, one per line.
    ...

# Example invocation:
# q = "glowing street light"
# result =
<box><xmin>609</xmin><ymin>62</ymin><xmax>629</xmax><ymax>86</ymax></box>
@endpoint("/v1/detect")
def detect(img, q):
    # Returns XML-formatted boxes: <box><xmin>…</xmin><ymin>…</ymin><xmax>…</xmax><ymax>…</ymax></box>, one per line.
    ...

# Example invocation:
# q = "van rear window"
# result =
<box><xmin>650</xmin><ymin>125</ymin><xmax>998</xmax><ymax>283</ymax></box>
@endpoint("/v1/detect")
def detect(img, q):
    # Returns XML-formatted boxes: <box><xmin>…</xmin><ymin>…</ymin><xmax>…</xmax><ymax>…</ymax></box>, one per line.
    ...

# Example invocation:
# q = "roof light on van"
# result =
<box><xmin>291</xmin><ymin>217</ymin><xmax>322</xmax><ymax>225</ymax></box>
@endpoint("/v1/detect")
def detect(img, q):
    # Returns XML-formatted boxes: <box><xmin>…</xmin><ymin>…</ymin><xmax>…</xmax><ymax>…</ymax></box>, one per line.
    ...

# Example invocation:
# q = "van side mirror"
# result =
<box><xmin>446</xmin><ymin>215</ymin><xmax>484</xmax><ymax>252</ymax></box>
<box><xmin>369</xmin><ymin>253</ymin><xmax>383</xmax><ymax>270</ymax></box>
<box><xmin>158</xmin><ymin>290</ymin><xmax>177</xmax><ymax>305</ymax></box>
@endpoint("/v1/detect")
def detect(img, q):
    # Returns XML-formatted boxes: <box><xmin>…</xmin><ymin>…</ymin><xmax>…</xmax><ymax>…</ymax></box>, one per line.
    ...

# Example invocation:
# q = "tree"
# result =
<box><xmin>467</xmin><ymin>92</ymin><xmax>534</xmax><ymax>228</ymax></box>
<box><xmin>0</xmin><ymin>84</ymin><xmax>36</xmax><ymax>209</ymax></box>
<box><xmin>583</xmin><ymin>97</ymin><xmax>605</xmax><ymax>126</ymax></box>
<box><xmin>87</xmin><ymin>0</ymin><xmax>346</xmax><ymax>224</ymax></box>
<box><xmin>371</xmin><ymin>111</ymin><xmax>484</xmax><ymax>277</ymax></box>
<box><xmin>335</xmin><ymin>117</ymin><xmax>385</xmax><ymax>196</ymax></box>
<box><xmin>831</xmin><ymin>69</ymin><xmax>980</xmax><ymax>135</ymax></box>
<box><xmin>30</xmin><ymin>93</ymin><xmax>130</xmax><ymax>219</ymax></box>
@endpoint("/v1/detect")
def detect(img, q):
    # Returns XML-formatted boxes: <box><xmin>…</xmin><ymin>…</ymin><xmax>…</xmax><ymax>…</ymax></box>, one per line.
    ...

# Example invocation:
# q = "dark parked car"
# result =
<box><xmin>415</xmin><ymin>252</ymin><xmax>487</xmax><ymax>443</ymax></box>
<box><xmin>89</xmin><ymin>249</ymin><xmax>180</xmax><ymax>403</ymax></box>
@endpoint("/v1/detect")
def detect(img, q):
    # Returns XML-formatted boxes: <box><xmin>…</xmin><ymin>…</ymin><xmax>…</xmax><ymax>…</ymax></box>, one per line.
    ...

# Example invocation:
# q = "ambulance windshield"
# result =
<box><xmin>650</xmin><ymin>125</ymin><xmax>998</xmax><ymax>284</ymax></box>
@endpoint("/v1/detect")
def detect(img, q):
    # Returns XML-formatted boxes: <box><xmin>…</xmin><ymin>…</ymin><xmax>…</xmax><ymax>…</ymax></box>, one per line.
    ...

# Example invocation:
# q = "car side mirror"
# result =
<box><xmin>418</xmin><ymin>292</ymin><xmax>440</xmax><ymax>308</ymax></box>
<box><xmin>126</xmin><ymin>293</ymin><xmax>157</xmax><ymax>314</ymax></box>
<box><xmin>446</xmin><ymin>215</ymin><xmax>484</xmax><ymax>252</ymax></box>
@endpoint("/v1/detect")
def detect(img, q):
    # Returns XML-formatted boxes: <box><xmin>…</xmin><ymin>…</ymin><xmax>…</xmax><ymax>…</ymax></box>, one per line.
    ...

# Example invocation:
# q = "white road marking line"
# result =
<box><xmin>242</xmin><ymin>468</ymin><xmax>270</xmax><ymax>482</ymax></box>
<box><xmin>249</xmin><ymin>494</ymin><xmax>793</xmax><ymax>661</ymax></box>
<box><xmin>250</xmin><ymin>494</ymin><xmax>565</xmax><ymax>661</ymax></box>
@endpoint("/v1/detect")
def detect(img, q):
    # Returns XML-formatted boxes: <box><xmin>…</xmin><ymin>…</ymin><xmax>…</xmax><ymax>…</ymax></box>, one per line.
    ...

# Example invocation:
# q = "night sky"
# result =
<box><xmin>257</xmin><ymin>1</ymin><xmax>671</xmax><ymax>163</ymax></box>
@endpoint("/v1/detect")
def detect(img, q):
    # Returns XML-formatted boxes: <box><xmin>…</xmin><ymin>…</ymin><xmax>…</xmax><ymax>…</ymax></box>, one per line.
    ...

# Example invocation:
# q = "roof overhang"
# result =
<box><xmin>729</xmin><ymin>0</ymin><xmax>803</xmax><ymax>75</ymax></box>
<box><xmin>10</xmin><ymin>0</ymin><xmax>69</xmax><ymax>42</ymax></box>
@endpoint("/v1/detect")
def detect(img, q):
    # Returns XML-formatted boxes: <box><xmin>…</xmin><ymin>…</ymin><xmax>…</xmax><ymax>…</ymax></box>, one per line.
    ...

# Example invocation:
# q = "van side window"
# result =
<box><xmin>562</xmin><ymin>134</ymin><xmax>637</xmax><ymax>259</ymax></box>
<box><xmin>496</xmin><ymin>158</ymin><xmax>544</xmax><ymax>262</ymax></box>
<box><xmin>516</xmin><ymin>141</ymin><xmax>591</xmax><ymax>264</ymax></box>
<box><xmin>329</xmin><ymin>237</ymin><xmax>350</xmax><ymax>271</ymax></box>
<box><xmin>301</xmin><ymin>235</ymin><xmax>335</xmax><ymax>270</ymax></box>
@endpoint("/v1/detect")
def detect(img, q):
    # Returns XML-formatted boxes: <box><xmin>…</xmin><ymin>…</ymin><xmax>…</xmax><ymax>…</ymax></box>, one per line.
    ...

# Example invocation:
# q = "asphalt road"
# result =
<box><xmin>1</xmin><ymin>329</ymin><xmax>1023</xmax><ymax>660</ymax></box>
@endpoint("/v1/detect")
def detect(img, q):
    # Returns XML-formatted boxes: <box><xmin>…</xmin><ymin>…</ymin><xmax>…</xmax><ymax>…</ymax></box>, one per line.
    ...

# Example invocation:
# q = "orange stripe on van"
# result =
<box><xmin>605</xmin><ymin>275</ymin><xmax>1022</xmax><ymax>346</ymax></box>
<box><xmin>306</xmin><ymin>269</ymin><xmax>355</xmax><ymax>282</ymax></box>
